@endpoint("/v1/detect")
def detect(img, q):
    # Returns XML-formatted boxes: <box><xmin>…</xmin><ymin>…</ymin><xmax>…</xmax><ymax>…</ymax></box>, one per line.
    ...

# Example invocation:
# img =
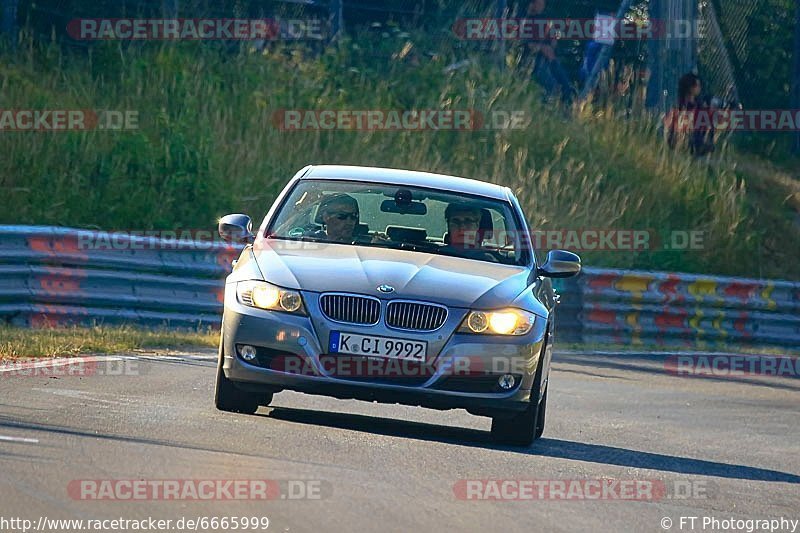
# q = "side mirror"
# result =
<box><xmin>218</xmin><ymin>214</ymin><xmax>254</xmax><ymax>244</ymax></box>
<box><xmin>538</xmin><ymin>249</ymin><xmax>581</xmax><ymax>278</ymax></box>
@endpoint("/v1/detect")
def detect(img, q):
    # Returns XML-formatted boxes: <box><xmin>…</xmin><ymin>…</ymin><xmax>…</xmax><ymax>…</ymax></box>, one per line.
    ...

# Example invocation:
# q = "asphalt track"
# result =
<box><xmin>0</xmin><ymin>349</ymin><xmax>798</xmax><ymax>533</ymax></box>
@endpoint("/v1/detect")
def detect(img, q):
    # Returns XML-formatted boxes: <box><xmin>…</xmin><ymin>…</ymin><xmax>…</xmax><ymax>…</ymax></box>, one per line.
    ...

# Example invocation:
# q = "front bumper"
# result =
<box><xmin>221</xmin><ymin>288</ymin><xmax>547</xmax><ymax>416</ymax></box>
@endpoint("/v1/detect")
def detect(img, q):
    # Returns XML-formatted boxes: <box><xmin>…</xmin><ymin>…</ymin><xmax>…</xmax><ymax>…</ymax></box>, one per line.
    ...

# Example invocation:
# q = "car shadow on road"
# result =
<box><xmin>533</xmin><ymin>439</ymin><xmax>800</xmax><ymax>483</ymax></box>
<box><xmin>553</xmin><ymin>352</ymin><xmax>800</xmax><ymax>391</ymax></box>
<box><xmin>556</xmin><ymin>353</ymin><xmax>800</xmax><ymax>393</ymax></box>
<box><xmin>266</xmin><ymin>407</ymin><xmax>800</xmax><ymax>484</ymax></box>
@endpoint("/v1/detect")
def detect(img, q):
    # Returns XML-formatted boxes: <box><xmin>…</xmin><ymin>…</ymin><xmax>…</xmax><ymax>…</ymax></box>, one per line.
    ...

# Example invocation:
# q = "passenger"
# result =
<box><xmin>441</xmin><ymin>203</ymin><xmax>498</xmax><ymax>262</ymax></box>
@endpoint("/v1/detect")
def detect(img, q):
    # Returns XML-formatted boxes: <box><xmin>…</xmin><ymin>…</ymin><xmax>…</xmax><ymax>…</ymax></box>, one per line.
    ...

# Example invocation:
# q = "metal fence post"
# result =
<box><xmin>579</xmin><ymin>0</ymin><xmax>636</xmax><ymax>101</ymax></box>
<box><xmin>1</xmin><ymin>0</ymin><xmax>19</xmax><ymax>50</ymax></box>
<box><xmin>330</xmin><ymin>0</ymin><xmax>343</xmax><ymax>42</ymax></box>
<box><xmin>644</xmin><ymin>0</ymin><xmax>697</xmax><ymax>112</ymax></box>
<box><xmin>793</xmin><ymin>0</ymin><xmax>800</xmax><ymax>154</ymax></box>
<box><xmin>162</xmin><ymin>0</ymin><xmax>179</xmax><ymax>18</ymax></box>
<box><xmin>646</xmin><ymin>0</ymin><xmax>664</xmax><ymax>109</ymax></box>
<box><xmin>495</xmin><ymin>0</ymin><xmax>507</xmax><ymax>67</ymax></box>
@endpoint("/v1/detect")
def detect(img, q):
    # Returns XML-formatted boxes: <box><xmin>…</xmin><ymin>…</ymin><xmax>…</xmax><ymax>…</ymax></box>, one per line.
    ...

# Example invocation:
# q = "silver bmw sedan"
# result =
<box><xmin>215</xmin><ymin>165</ymin><xmax>580</xmax><ymax>446</ymax></box>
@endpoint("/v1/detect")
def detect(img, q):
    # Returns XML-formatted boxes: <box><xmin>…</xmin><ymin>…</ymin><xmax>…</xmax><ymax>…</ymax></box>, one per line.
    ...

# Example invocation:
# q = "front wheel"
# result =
<box><xmin>214</xmin><ymin>339</ymin><xmax>271</xmax><ymax>414</ymax></box>
<box><xmin>490</xmin><ymin>398</ymin><xmax>540</xmax><ymax>446</ymax></box>
<box><xmin>491</xmin><ymin>350</ymin><xmax>548</xmax><ymax>446</ymax></box>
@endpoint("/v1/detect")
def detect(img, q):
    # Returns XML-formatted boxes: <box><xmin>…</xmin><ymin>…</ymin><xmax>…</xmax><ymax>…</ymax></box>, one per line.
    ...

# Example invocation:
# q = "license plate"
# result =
<box><xmin>329</xmin><ymin>332</ymin><xmax>427</xmax><ymax>362</ymax></box>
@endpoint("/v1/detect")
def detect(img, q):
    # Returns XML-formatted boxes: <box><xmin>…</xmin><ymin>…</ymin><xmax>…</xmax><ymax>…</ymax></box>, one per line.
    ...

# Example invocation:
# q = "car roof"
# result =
<box><xmin>301</xmin><ymin>165</ymin><xmax>512</xmax><ymax>201</ymax></box>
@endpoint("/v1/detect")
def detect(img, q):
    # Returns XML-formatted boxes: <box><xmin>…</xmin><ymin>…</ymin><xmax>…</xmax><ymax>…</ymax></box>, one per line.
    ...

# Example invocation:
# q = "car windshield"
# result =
<box><xmin>266</xmin><ymin>179</ymin><xmax>529</xmax><ymax>266</ymax></box>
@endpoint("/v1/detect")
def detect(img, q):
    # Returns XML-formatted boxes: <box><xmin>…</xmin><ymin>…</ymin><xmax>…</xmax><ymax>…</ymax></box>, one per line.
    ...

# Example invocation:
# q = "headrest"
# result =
<box><xmin>479</xmin><ymin>209</ymin><xmax>494</xmax><ymax>240</ymax></box>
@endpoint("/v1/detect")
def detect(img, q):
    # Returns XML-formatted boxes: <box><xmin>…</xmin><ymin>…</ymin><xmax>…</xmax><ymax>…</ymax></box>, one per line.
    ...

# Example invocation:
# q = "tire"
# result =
<box><xmin>534</xmin><ymin>385</ymin><xmax>548</xmax><ymax>439</ymax></box>
<box><xmin>491</xmin><ymin>333</ymin><xmax>549</xmax><ymax>446</ymax></box>
<box><xmin>214</xmin><ymin>338</ymin><xmax>270</xmax><ymax>414</ymax></box>
<box><xmin>490</xmin><ymin>398</ymin><xmax>540</xmax><ymax>446</ymax></box>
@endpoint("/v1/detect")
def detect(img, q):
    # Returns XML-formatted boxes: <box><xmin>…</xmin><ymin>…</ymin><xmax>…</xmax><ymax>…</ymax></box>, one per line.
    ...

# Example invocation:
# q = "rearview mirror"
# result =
<box><xmin>218</xmin><ymin>214</ymin><xmax>254</xmax><ymax>244</ymax></box>
<box><xmin>380</xmin><ymin>199</ymin><xmax>427</xmax><ymax>215</ymax></box>
<box><xmin>538</xmin><ymin>250</ymin><xmax>581</xmax><ymax>278</ymax></box>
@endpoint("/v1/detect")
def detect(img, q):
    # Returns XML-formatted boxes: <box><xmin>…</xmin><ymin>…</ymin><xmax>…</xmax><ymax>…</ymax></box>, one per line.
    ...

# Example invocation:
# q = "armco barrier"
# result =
<box><xmin>1</xmin><ymin>226</ymin><xmax>798</xmax><ymax>348</ymax></box>
<box><xmin>0</xmin><ymin>226</ymin><xmax>241</xmax><ymax>329</ymax></box>
<box><xmin>554</xmin><ymin>269</ymin><xmax>800</xmax><ymax>348</ymax></box>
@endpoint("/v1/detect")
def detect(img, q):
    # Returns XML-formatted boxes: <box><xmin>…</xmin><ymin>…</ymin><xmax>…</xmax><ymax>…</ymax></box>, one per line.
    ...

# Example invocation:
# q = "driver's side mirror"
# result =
<box><xmin>218</xmin><ymin>214</ymin><xmax>254</xmax><ymax>244</ymax></box>
<box><xmin>538</xmin><ymin>249</ymin><xmax>581</xmax><ymax>278</ymax></box>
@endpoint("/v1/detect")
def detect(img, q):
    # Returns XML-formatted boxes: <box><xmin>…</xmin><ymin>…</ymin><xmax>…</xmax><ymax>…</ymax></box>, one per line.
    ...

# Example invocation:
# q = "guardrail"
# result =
<box><xmin>0</xmin><ymin>225</ymin><xmax>240</xmax><ymax>329</ymax></box>
<box><xmin>2</xmin><ymin>225</ymin><xmax>799</xmax><ymax>349</ymax></box>
<box><xmin>554</xmin><ymin>269</ymin><xmax>800</xmax><ymax>348</ymax></box>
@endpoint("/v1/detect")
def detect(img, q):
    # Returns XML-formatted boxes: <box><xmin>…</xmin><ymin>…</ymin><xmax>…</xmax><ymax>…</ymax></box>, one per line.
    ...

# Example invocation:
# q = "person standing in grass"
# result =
<box><xmin>668</xmin><ymin>73</ymin><xmax>716</xmax><ymax>156</ymax></box>
<box><xmin>519</xmin><ymin>0</ymin><xmax>576</xmax><ymax>105</ymax></box>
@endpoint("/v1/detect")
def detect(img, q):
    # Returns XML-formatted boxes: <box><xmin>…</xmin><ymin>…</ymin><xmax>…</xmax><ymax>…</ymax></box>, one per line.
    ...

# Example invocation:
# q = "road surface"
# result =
<box><xmin>1</xmin><ymin>349</ymin><xmax>798</xmax><ymax>533</ymax></box>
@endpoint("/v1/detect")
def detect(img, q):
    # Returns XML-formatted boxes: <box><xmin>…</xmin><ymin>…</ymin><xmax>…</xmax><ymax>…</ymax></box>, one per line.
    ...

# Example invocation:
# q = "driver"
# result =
<box><xmin>315</xmin><ymin>194</ymin><xmax>361</xmax><ymax>243</ymax></box>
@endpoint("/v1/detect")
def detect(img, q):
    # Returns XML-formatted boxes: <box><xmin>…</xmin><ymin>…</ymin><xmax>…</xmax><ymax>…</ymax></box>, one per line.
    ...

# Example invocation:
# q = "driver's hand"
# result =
<box><xmin>371</xmin><ymin>232</ymin><xmax>391</xmax><ymax>244</ymax></box>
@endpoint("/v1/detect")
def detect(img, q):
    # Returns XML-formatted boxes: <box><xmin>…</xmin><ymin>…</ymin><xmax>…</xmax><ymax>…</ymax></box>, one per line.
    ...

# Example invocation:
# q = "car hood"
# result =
<box><xmin>252</xmin><ymin>239</ymin><xmax>533</xmax><ymax>309</ymax></box>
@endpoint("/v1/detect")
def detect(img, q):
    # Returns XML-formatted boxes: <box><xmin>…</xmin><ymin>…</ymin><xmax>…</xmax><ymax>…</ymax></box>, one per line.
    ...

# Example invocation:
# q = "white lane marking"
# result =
<box><xmin>30</xmin><ymin>388</ymin><xmax>135</xmax><ymax>406</ymax></box>
<box><xmin>0</xmin><ymin>354</ymin><xmax>215</xmax><ymax>375</ymax></box>
<box><xmin>0</xmin><ymin>356</ymin><xmax>123</xmax><ymax>373</ymax></box>
<box><xmin>559</xmin><ymin>350</ymin><xmax>792</xmax><ymax>357</ymax></box>
<box><xmin>0</xmin><ymin>435</ymin><xmax>39</xmax><ymax>444</ymax></box>
<box><xmin>131</xmin><ymin>354</ymin><xmax>216</xmax><ymax>362</ymax></box>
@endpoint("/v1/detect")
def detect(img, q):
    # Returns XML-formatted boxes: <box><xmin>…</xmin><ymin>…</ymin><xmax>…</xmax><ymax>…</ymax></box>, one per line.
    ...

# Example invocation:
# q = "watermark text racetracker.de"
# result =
<box><xmin>0</xmin><ymin>110</ymin><xmax>138</xmax><ymax>132</ymax></box>
<box><xmin>454</xmin><ymin>478</ymin><xmax>717</xmax><ymax>501</ymax></box>
<box><xmin>665</xmin><ymin>109</ymin><xmax>800</xmax><ymax>133</ymax></box>
<box><xmin>71</xmin><ymin>228</ymin><xmax>706</xmax><ymax>253</ymax></box>
<box><xmin>263</xmin><ymin>229</ymin><xmax>705</xmax><ymax>253</ymax></box>
<box><xmin>0</xmin><ymin>357</ymin><xmax>140</xmax><ymax>379</ymax></box>
<box><xmin>665</xmin><ymin>355</ymin><xmax>799</xmax><ymax>379</ymax></box>
<box><xmin>74</xmin><ymin>230</ymin><xmax>234</xmax><ymax>251</ymax></box>
<box><xmin>526</xmin><ymin>229</ymin><xmax>704</xmax><ymax>252</ymax></box>
<box><xmin>271</xmin><ymin>109</ymin><xmax>530</xmax><ymax>131</ymax></box>
<box><xmin>69</xmin><ymin>479</ymin><xmax>331</xmax><ymax>501</ymax></box>
<box><xmin>68</xmin><ymin>18</ymin><xmax>325</xmax><ymax>41</ymax></box>
<box><xmin>453</xmin><ymin>17</ymin><xmax>704</xmax><ymax>41</ymax></box>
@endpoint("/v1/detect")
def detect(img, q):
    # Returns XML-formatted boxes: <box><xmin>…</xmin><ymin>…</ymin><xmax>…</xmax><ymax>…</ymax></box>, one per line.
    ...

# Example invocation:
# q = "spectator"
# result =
<box><xmin>519</xmin><ymin>0</ymin><xmax>576</xmax><ymax>105</ymax></box>
<box><xmin>668</xmin><ymin>73</ymin><xmax>715</xmax><ymax>156</ymax></box>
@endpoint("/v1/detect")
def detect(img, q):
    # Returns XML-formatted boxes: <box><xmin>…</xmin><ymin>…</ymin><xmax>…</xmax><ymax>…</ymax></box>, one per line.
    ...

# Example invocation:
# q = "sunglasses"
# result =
<box><xmin>329</xmin><ymin>211</ymin><xmax>359</xmax><ymax>221</ymax></box>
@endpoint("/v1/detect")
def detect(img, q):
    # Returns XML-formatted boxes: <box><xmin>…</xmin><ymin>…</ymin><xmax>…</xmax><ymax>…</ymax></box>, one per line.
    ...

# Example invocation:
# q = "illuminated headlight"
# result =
<box><xmin>458</xmin><ymin>309</ymin><xmax>537</xmax><ymax>336</ymax></box>
<box><xmin>236</xmin><ymin>280</ymin><xmax>306</xmax><ymax>315</ymax></box>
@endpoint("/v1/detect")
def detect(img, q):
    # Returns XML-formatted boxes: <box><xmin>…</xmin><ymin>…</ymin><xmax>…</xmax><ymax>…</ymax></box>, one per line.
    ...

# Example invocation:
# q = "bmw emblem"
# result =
<box><xmin>377</xmin><ymin>284</ymin><xmax>395</xmax><ymax>294</ymax></box>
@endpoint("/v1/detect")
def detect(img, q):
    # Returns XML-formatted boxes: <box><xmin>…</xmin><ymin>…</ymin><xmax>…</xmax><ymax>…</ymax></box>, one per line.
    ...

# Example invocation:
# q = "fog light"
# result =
<box><xmin>498</xmin><ymin>374</ymin><xmax>516</xmax><ymax>390</ymax></box>
<box><xmin>240</xmin><ymin>345</ymin><xmax>258</xmax><ymax>362</ymax></box>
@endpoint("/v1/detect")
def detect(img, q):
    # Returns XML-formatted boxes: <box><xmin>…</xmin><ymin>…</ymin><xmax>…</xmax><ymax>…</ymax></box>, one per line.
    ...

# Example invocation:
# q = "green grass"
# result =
<box><xmin>0</xmin><ymin>325</ymin><xmax>218</xmax><ymax>358</ymax></box>
<box><xmin>1</xmin><ymin>33</ymin><xmax>798</xmax><ymax>279</ymax></box>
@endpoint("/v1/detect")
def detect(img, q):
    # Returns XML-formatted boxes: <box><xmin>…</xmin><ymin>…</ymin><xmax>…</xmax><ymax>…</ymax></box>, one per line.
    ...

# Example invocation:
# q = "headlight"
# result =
<box><xmin>458</xmin><ymin>309</ymin><xmax>536</xmax><ymax>336</ymax></box>
<box><xmin>236</xmin><ymin>280</ymin><xmax>306</xmax><ymax>315</ymax></box>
